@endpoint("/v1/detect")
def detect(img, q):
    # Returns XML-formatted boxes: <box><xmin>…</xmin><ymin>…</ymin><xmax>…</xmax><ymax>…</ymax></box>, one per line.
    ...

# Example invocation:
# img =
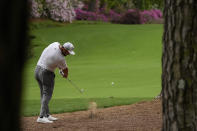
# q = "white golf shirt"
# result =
<box><xmin>37</xmin><ymin>42</ymin><xmax>67</xmax><ymax>72</ymax></box>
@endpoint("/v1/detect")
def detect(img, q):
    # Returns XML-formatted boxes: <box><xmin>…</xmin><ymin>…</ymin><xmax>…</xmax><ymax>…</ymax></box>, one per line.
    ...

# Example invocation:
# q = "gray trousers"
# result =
<box><xmin>35</xmin><ymin>66</ymin><xmax>55</xmax><ymax>117</ymax></box>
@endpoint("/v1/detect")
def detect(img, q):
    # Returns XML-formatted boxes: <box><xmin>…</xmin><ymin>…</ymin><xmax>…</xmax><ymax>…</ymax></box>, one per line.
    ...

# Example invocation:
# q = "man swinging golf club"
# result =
<box><xmin>35</xmin><ymin>42</ymin><xmax>75</xmax><ymax>123</ymax></box>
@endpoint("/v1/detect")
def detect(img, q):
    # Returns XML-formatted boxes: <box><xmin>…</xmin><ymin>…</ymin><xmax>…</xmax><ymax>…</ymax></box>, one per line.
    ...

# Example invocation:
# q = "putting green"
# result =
<box><xmin>22</xmin><ymin>20</ymin><xmax>162</xmax><ymax>116</ymax></box>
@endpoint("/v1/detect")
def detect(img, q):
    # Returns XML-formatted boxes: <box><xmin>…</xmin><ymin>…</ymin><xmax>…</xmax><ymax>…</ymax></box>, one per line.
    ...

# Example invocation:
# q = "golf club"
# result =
<box><xmin>67</xmin><ymin>78</ymin><xmax>98</xmax><ymax>118</ymax></box>
<box><xmin>66</xmin><ymin>78</ymin><xmax>84</xmax><ymax>94</ymax></box>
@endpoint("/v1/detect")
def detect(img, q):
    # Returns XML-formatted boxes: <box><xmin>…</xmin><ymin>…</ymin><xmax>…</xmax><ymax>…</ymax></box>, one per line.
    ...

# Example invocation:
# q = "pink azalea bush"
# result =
<box><xmin>141</xmin><ymin>9</ymin><xmax>163</xmax><ymax>23</ymax></box>
<box><xmin>120</xmin><ymin>9</ymin><xmax>143</xmax><ymax>24</ymax></box>
<box><xmin>107</xmin><ymin>10</ymin><xmax>122</xmax><ymax>23</ymax></box>
<box><xmin>75</xmin><ymin>8</ymin><xmax>163</xmax><ymax>24</ymax></box>
<box><xmin>75</xmin><ymin>9</ymin><xmax>108</xmax><ymax>22</ymax></box>
<box><xmin>75</xmin><ymin>8</ymin><xmax>122</xmax><ymax>23</ymax></box>
<box><xmin>75</xmin><ymin>1</ymin><xmax>163</xmax><ymax>24</ymax></box>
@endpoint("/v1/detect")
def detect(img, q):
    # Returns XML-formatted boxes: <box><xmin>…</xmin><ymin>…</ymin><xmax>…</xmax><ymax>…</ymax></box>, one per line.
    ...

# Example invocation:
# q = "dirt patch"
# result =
<box><xmin>21</xmin><ymin>99</ymin><xmax>162</xmax><ymax>131</ymax></box>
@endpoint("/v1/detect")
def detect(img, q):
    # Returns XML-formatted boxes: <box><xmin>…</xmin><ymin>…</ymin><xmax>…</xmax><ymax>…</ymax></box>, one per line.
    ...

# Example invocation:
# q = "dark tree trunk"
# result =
<box><xmin>162</xmin><ymin>0</ymin><xmax>197</xmax><ymax>130</ymax></box>
<box><xmin>0</xmin><ymin>0</ymin><xmax>29</xmax><ymax>131</ymax></box>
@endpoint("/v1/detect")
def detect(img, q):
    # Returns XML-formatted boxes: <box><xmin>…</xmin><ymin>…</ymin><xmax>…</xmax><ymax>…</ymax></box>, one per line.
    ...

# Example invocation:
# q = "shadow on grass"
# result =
<box><xmin>21</xmin><ymin>97</ymin><xmax>153</xmax><ymax>117</ymax></box>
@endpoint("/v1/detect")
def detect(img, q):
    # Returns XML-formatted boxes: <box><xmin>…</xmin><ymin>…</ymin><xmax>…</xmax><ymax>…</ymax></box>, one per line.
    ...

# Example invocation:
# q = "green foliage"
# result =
<box><xmin>100</xmin><ymin>0</ymin><xmax>130</xmax><ymax>13</ymax></box>
<box><xmin>82</xmin><ymin>0</ymin><xmax>132</xmax><ymax>13</ymax></box>
<box><xmin>133</xmin><ymin>0</ymin><xmax>164</xmax><ymax>10</ymax></box>
<box><xmin>82</xmin><ymin>0</ymin><xmax>163</xmax><ymax>13</ymax></box>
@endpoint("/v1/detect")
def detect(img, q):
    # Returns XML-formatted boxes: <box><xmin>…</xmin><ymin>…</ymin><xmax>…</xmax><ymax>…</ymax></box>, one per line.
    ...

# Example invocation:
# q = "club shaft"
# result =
<box><xmin>67</xmin><ymin>79</ymin><xmax>83</xmax><ymax>94</ymax></box>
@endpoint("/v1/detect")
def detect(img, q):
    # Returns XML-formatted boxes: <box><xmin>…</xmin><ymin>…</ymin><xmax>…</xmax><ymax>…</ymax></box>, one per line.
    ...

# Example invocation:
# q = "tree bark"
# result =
<box><xmin>0</xmin><ymin>0</ymin><xmax>29</xmax><ymax>131</ymax></box>
<box><xmin>162</xmin><ymin>0</ymin><xmax>197</xmax><ymax>130</ymax></box>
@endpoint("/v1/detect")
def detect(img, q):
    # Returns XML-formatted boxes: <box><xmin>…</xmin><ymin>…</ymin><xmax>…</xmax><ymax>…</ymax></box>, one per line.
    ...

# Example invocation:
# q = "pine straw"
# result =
<box><xmin>21</xmin><ymin>99</ymin><xmax>162</xmax><ymax>131</ymax></box>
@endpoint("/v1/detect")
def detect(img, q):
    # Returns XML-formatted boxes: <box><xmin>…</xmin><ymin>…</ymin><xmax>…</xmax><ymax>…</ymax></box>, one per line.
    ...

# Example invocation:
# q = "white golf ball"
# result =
<box><xmin>111</xmin><ymin>82</ymin><xmax>114</xmax><ymax>85</ymax></box>
<box><xmin>81</xmin><ymin>89</ymin><xmax>84</xmax><ymax>92</ymax></box>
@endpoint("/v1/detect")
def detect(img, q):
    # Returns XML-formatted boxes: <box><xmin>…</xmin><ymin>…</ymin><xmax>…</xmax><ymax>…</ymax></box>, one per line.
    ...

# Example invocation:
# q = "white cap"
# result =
<box><xmin>63</xmin><ymin>42</ymin><xmax>75</xmax><ymax>55</ymax></box>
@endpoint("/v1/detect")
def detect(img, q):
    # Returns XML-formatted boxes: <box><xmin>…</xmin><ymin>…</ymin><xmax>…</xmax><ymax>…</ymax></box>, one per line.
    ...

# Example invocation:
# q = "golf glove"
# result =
<box><xmin>59</xmin><ymin>70</ymin><xmax>64</xmax><ymax>77</ymax></box>
<box><xmin>59</xmin><ymin>68</ymin><xmax>68</xmax><ymax>78</ymax></box>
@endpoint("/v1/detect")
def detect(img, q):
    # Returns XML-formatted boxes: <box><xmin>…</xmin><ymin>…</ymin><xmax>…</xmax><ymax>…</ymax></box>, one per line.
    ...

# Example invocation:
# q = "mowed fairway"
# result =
<box><xmin>22</xmin><ymin>21</ymin><xmax>162</xmax><ymax>116</ymax></box>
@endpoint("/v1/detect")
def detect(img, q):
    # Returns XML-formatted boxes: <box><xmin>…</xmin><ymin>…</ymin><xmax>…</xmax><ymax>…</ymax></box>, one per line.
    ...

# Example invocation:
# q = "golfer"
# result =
<box><xmin>35</xmin><ymin>42</ymin><xmax>75</xmax><ymax>123</ymax></box>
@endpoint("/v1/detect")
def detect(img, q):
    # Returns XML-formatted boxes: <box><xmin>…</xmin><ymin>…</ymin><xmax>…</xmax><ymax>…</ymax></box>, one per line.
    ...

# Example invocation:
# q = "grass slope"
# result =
<box><xmin>22</xmin><ymin>20</ymin><xmax>162</xmax><ymax>116</ymax></box>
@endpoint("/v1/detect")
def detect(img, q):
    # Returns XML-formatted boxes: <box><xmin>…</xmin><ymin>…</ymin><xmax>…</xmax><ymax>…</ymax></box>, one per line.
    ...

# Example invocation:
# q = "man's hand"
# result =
<box><xmin>59</xmin><ymin>68</ymin><xmax>68</xmax><ymax>78</ymax></box>
<box><xmin>59</xmin><ymin>70</ymin><xmax>64</xmax><ymax>76</ymax></box>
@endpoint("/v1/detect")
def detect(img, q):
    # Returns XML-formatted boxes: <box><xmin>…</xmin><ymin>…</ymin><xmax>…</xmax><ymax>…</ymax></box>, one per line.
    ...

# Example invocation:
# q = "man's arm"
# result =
<box><xmin>58</xmin><ymin>59</ymin><xmax>68</xmax><ymax>78</ymax></box>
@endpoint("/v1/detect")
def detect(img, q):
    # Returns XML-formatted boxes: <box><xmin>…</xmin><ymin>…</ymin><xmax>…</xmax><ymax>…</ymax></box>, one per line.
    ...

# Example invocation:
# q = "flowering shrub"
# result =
<box><xmin>29</xmin><ymin>0</ymin><xmax>43</xmax><ymax>18</ymax></box>
<box><xmin>141</xmin><ymin>9</ymin><xmax>162</xmax><ymax>23</ymax></box>
<box><xmin>74</xmin><ymin>0</ymin><xmax>163</xmax><ymax>24</ymax></box>
<box><xmin>75</xmin><ymin>8</ymin><xmax>124</xmax><ymax>23</ymax></box>
<box><xmin>29</xmin><ymin>0</ymin><xmax>163</xmax><ymax>24</ymax></box>
<box><xmin>75</xmin><ymin>9</ymin><xmax>108</xmax><ymax>21</ymax></box>
<box><xmin>120</xmin><ymin>9</ymin><xmax>143</xmax><ymax>24</ymax></box>
<box><xmin>29</xmin><ymin>0</ymin><xmax>76</xmax><ymax>22</ymax></box>
<box><xmin>75</xmin><ymin>8</ymin><xmax>163</xmax><ymax>24</ymax></box>
<box><xmin>45</xmin><ymin>0</ymin><xmax>76</xmax><ymax>22</ymax></box>
<box><xmin>152</xmin><ymin>9</ymin><xmax>162</xmax><ymax>18</ymax></box>
<box><xmin>107</xmin><ymin>10</ymin><xmax>121</xmax><ymax>23</ymax></box>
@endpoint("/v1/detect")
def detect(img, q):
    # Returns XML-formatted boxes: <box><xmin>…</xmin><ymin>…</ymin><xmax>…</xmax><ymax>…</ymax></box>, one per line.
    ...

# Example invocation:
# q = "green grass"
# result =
<box><xmin>22</xmin><ymin>20</ymin><xmax>163</xmax><ymax>116</ymax></box>
<box><xmin>22</xmin><ymin>97</ymin><xmax>152</xmax><ymax>116</ymax></box>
